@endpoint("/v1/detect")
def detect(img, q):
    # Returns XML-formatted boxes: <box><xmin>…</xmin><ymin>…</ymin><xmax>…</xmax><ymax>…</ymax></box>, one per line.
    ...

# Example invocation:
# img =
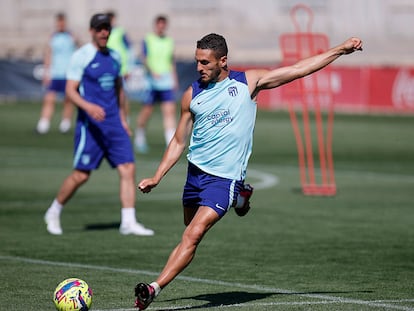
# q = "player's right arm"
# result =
<box><xmin>138</xmin><ymin>86</ymin><xmax>194</xmax><ymax>193</ymax></box>
<box><xmin>65</xmin><ymin>79</ymin><xmax>106</xmax><ymax>122</ymax></box>
<box><xmin>66</xmin><ymin>46</ymin><xmax>106</xmax><ymax>121</ymax></box>
<box><xmin>42</xmin><ymin>38</ymin><xmax>52</xmax><ymax>86</ymax></box>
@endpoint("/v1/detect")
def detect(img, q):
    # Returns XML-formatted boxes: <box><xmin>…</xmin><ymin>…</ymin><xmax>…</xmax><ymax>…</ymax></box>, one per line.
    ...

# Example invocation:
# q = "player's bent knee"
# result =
<box><xmin>72</xmin><ymin>170</ymin><xmax>90</xmax><ymax>184</ymax></box>
<box><xmin>183</xmin><ymin>224</ymin><xmax>207</xmax><ymax>246</ymax></box>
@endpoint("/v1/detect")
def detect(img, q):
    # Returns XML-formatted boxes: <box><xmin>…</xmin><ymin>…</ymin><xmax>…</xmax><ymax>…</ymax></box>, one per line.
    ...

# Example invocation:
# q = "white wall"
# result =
<box><xmin>0</xmin><ymin>0</ymin><xmax>413</xmax><ymax>65</ymax></box>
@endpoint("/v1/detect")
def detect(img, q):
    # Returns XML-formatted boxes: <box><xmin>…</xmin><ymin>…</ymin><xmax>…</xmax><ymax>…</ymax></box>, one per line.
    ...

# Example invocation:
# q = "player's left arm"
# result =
<box><xmin>70</xmin><ymin>31</ymin><xmax>81</xmax><ymax>48</ymax></box>
<box><xmin>42</xmin><ymin>37</ymin><xmax>52</xmax><ymax>86</ymax></box>
<box><xmin>248</xmin><ymin>37</ymin><xmax>362</xmax><ymax>99</ymax></box>
<box><xmin>116</xmin><ymin>76</ymin><xmax>131</xmax><ymax>135</ymax></box>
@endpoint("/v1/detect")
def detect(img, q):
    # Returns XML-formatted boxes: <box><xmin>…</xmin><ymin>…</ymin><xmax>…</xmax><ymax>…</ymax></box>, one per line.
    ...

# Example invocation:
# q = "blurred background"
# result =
<box><xmin>0</xmin><ymin>0</ymin><xmax>413</xmax><ymax>113</ymax></box>
<box><xmin>1</xmin><ymin>0</ymin><xmax>412</xmax><ymax>64</ymax></box>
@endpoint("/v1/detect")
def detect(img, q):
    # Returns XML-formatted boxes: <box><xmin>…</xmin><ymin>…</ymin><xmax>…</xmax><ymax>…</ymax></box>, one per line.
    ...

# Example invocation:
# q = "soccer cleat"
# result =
<box><xmin>44</xmin><ymin>210</ymin><xmax>63</xmax><ymax>235</ymax></box>
<box><xmin>234</xmin><ymin>184</ymin><xmax>254</xmax><ymax>217</ymax></box>
<box><xmin>134</xmin><ymin>283</ymin><xmax>155</xmax><ymax>310</ymax></box>
<box><xmin>119</xmin><ymin>222</ymin><xmax>154</xmax><ymax>236</ymax></box>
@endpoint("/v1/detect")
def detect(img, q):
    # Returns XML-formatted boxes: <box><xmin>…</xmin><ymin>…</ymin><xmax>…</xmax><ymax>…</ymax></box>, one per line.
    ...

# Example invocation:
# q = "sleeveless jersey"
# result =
<box><xmin>107</xmin><ymin>27</ymin><xmax>130</xmax><ymax>76</ymax></box>
<box><xmin>187</xmin><ymin>71</ymin><xmax>257</xmax><ymax>181</ymax></box>
<box><xmin>143</xmin><ymin>33</ymin><xmax>174</xmax><ymax>90</ymax></box>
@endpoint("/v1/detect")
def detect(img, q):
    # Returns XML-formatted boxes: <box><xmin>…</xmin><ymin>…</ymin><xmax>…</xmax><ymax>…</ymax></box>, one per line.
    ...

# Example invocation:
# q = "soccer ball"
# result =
<box><xmin>53</xmin><ymin>278</ymin><xmax>93</xmax><ymax>311</ymax></box>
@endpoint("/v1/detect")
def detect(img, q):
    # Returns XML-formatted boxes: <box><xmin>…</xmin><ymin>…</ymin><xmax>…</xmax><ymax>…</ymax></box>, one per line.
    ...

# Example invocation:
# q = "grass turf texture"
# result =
<box><xmin>0</xmin><ymin>101</ymin><xmax>413</xmax><ymax>310</ymax></box>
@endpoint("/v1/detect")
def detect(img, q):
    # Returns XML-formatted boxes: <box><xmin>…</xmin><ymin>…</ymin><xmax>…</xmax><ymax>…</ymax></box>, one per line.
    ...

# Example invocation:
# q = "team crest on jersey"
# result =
<box><xmin>228</xmin><ymin>86</ymin><xmax>238</xmax><ymax>97</ymax></box>
<box><xmin>81</xmin><ymin>154</ymin><xmax>91</xmax><ymax>165</ymax></box>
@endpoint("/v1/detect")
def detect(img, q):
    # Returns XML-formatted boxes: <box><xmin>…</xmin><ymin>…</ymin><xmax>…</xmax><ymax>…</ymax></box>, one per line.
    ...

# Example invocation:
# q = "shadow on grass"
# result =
<box><xmin>159</xmin><ymin>291</ymin><xmax>272</xmax><ymax>310</ymax></box>
<box><xmin>84</xmin><ymin>222</ymin><xmax>120</xmax><ymax>231</ymax></box>
<box><xmin>159</xmin><ymin>289</ymin><xmax>374</xmax><ymax>310</ymax></box>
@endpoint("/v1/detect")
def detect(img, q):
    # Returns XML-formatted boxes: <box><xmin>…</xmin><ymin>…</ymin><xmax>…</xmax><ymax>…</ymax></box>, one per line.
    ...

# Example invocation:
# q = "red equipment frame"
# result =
<box><xmin>279</xmin><ymin>4</ymin><xmax>336</xmax><ymax>196</ymax></box>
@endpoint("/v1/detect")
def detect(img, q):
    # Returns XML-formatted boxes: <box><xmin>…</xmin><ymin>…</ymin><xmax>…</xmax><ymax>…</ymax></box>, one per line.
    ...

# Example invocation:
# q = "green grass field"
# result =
<box><xmin>1</xmin><ymin>101</ymin><xmax>413</xmax><ymax>311</ymax></box>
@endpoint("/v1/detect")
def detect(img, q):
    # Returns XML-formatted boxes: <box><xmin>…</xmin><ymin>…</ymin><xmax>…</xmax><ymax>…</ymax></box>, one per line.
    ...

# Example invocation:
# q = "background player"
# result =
<box><xmin>134</xmin><ymin>15</ymin><xmax>178</xmax><ymax>153</ymax></box>
<box><xmin>106</xmin><ymin>10</ymin><xmax>134</xmax><ymax>121</ymax></box>
<box><xmin>43</xmin><ymin>13</ymin><xmax>153</xmax><ymax>236</ymax></box>
<box><xmin>36</xmin><ymin>12</ymin><xmax>78</xmax><ymax>134</ymax></box>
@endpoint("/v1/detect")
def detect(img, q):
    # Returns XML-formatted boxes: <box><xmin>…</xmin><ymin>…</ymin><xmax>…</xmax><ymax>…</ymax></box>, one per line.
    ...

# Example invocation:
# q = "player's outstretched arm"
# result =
<box><xmin>138</xmin><ymin>87</ymin><xmax>193</xmax><ymax>193</ymax></box>
<box><xmin>249</xmin><ymin>37</ymin><xmax>362</xmax><ymax>98</ymax></box>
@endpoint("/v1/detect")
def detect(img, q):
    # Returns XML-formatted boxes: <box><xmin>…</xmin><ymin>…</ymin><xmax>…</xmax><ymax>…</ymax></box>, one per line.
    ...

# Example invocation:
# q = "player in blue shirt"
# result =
<box><xmin>44</xmin><ymin>13</ymin><xmax>154</xmax><ymax>236</ymax></box>
<box><xmin>133</xmin><ymin>33</ymin><xmax>362</xmax><ymax>310</ymax></box>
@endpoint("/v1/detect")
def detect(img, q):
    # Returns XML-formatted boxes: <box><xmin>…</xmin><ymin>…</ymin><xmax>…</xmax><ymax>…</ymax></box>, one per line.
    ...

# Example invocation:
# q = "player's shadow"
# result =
<box><xmin>84</xmin><ymin>222</ymin><xmax>120</xmax><ymax>231</ymax></box>
<box><xmin>158</xmin><ymin>289</ymin><xmax>374</xmax><ymax>310</ymax></box>
<box><xmin>159</xmin><ymin>291</ymin><xmax>273</xmax><ymax>310</ymax></box>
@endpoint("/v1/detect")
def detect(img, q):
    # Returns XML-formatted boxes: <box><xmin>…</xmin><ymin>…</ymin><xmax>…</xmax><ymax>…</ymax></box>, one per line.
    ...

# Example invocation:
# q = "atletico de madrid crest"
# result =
<box><xmin>228</xmin><ymin>86</ymin><xmax>238</xmax><ymax>97</ymax></box>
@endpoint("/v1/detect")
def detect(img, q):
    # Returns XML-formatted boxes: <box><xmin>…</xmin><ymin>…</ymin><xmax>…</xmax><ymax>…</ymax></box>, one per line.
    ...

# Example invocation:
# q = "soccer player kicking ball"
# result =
<box><xmin>134</xmin><ymin>33</ymin><xmax>363</xmax><ymax>309</ymax></box>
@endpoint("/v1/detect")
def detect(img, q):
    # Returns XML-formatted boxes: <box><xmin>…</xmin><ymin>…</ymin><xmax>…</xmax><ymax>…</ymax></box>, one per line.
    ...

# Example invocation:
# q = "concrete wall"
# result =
<box><xmin>0</xmin><ymin>0</ymin><xmax>413</xmax><ymax>65</ymax></box>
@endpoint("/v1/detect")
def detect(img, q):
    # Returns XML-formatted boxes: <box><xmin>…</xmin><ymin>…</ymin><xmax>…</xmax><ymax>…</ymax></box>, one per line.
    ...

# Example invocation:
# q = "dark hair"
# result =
<box><xmin>106</xmin><ymin>11</ymin><xmax>116</xmax><ymax>21</ymax></box>
<box><xmin>155</xmin><ymin>15</ymin><xmax>168</xmax><ymax>23</ymax></box>
<box><xmin>196</xmin><ymin>33</ymin><xmax>228</xmax><ymax>58</ymax></box>
<box><xmin>56</xmin><ymin>12</ymin><xmax>66</xmax><ymax>20</ymax></box>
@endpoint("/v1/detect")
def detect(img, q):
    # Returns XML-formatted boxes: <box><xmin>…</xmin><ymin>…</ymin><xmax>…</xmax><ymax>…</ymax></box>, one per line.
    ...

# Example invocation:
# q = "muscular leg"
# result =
<box><xmin>44</xmin><ymin>169</ymin><xmax>90</xmax><ymax>235</ymax></box>
<box><xmin>117</xmin><ymin>162</ymin><xmax>136</xmax><ymax>208</ymax></box>
<box><xmin>155</xmin><ymin>206</ymin><xmax>220</xmax><ymax>288</ymax></box>
<box><xmin>117</xmin><ymin>162</ymin><xmax>154</xmax><ymax>235</ymax></box>
<box><xmin>56</xmin><ymin>169</ymin><xmax>90</xmax><ymax>205</ymax></box>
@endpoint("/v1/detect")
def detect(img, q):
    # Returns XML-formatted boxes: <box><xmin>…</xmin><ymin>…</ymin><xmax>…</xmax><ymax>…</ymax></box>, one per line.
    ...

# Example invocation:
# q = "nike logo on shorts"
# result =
<box><xmin>215</xmin><ymin>203</ymin><xmax>225</xmax><ymax>211</ymax></box>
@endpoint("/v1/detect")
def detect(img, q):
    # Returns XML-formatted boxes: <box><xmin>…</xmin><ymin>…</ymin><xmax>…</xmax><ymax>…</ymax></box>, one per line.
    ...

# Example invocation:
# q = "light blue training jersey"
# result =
<box><xmin>49</xmin><ymin>31</ymin><xmax>77</xmax><ymax>79</ymax></box>
<box><xmin>187</xmin><ymin>71</ymin><xmax>257</xmax><ymax>181</ymax></box>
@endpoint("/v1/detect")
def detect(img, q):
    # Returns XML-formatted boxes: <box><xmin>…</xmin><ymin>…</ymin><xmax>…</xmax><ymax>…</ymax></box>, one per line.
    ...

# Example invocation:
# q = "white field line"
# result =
<box><xmin>144</xmin><ymin>160</ymin><xmax>414</xmax><ymax>183</ymax></box>
<box><xmin>240</xmin><ymin>168</ymin><xmax>279</xmax><ymax>190</ymax></box>
<box><xmin>138</xmin><ymin>168</ymin><xmax>279</xmax><ymax>201</ymax></box>
<box><xmin>131</xmin><ymin>160</ymin><xmax>414</xmax><ymax>184</ymax></box>
<box><xmin>0</xmin><ymin>168</ymin><xmax>279</xmax><ymax>207</ymax></box>
<box><xmin>3</xmin><ymin>158</ymin><xmax>414</xmax><ymax>184</ymax></box>
<box><xmin>1</xmin><ymin>255</ymin><xmax>413</xmax><ymax>311</ymax></box>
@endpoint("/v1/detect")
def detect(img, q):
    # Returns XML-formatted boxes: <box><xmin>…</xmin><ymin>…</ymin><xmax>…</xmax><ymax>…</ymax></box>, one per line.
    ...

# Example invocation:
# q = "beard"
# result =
<box><xmin>200</xmin><ymin>66</ymin><xmax>222</xmax><ymax>84</ymax></box>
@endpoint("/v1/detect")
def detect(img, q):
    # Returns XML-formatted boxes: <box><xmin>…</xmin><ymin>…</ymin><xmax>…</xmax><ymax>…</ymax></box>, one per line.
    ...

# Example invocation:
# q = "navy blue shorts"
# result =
<box><xmin>182</xmin><ymin>162</ymin><xmax>244</xmax><ymax>218</ymax></box>
<box><xmin>47</xmin><ymin>79</ymin><xmax>67</xmax><ymax>94</ymax></box>
<box><xmin>142</xmin><ymin>89</ymin><xmax>175</xmax><ymax>105</ymax></box>
<box><xmin>73</xmin><ymin>119</ymin><xmax>134</xmax><ymax>170</ymax></box>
